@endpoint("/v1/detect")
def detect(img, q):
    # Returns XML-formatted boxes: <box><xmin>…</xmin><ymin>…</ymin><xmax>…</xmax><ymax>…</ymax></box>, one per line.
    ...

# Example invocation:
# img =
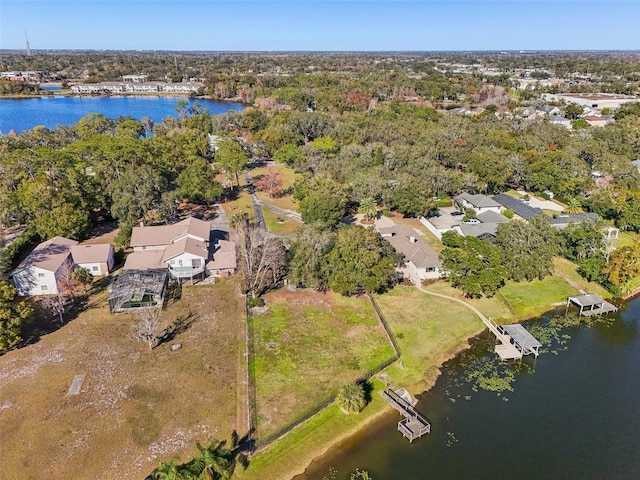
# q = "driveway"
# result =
<box><xmin>514</xmin><ymin>190</ymin><xmax>564</xmax><ymax>212</ymax></box>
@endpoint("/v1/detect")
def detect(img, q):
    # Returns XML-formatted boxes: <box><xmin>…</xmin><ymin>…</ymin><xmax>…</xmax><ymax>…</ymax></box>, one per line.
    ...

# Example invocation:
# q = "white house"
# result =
<box><xmin>10</xmin><ymin>236</ymin><xmax>78</xmax><ymax>296</ymax></box>
<box><xmin>71</xmin><ymin>244</ymin><xmax>115</xmax><ymax>276</ymax></box>
<box><xmin>378</xmin><ymin>225</ymin><xmax>442</xmax><ymax>281</ymax></box>
<box><xmin>454</xmin><ymin>193</ymin><xmax>502</xmax><ymax>215</ymax></box>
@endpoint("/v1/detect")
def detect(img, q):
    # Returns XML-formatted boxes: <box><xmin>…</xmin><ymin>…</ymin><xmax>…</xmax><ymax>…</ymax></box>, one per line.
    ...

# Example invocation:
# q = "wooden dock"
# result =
<box><xmin>567</xmin><ymin>294</ymin><xmax>618</xmax><ymax>317</ymax></box>
<box><xmin>381</xmin><ymin>389</ymin><xmax>430</xmax><ymax>442</ymax></box>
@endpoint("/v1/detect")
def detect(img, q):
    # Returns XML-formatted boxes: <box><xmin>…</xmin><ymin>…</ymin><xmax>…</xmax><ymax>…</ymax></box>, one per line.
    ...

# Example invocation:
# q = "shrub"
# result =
<box><xmin>503</xmin><ymin>209</ymin><xmax>515</xmax><ymax>219</ymax></box>
<box><xmin>335</xmin><ymin>382</ymin><xmax>367</xmax><ymax>414</ymax></box>
<box><xmin>248</xmin><ymin>296</ymin><xmax>265</xmax><ymax>308</ymax></box>
<box><xmin>435</xmin><ymin>198</ymin><xmax>452</xmax><ymax>208</ymax></box>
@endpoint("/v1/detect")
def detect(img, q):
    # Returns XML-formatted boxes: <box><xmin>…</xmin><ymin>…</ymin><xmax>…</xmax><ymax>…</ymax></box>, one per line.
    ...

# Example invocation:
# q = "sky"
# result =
<box><xmin>1</xmin><ymin>1</ymin><xmax>639</xmax><ymax>52</ymax></box>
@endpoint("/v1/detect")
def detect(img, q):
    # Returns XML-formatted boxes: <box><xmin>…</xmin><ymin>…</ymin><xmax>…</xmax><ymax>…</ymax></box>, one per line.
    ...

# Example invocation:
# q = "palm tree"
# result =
<box><xmin>336</xmin><ymin>382</ymin><xmax>367</xmax><ymax>414</ymax></box>
<box><xmin>564</xmin><ymin>197</ymin><xmax>584</xmax><ymax>214</ymax></box>
<box><xmin>149</xmin><ymin>458</ymin><xmax>185</xmax><ymax>480</ymax></box>
<box><xmin>185</xmin><ymin>433</ymin><xmax>248</xmax><ymax>480</ymax></box>
<box><xmin>359</xmin><ymin>197</ymin><xmax>378</xmax><ymax>222</ymax></box>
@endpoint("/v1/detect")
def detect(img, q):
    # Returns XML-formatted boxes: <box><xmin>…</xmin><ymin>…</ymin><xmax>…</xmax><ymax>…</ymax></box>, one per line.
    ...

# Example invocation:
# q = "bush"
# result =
<box><xmin>503</xmin><ymin>209</ymin><xmax>514</xmax><ymax>219</ymax></box>
<box><xmin>248</xmin><ymin>296</ymin><xmax>265</xmax><ymax>308</ymax></box>
<box><xmin>381</xmin><ymin>209</ymin><xmax>394</xmax><ymax>217</ymax></box>
<box><xmin>335</xmin><ymin>382</ymin><xmax>367</xmax><ymax>414</ymax></box>
<box><xmin>435</xmin><ymin>198</ymin><xmax>452</xmax><ymax>208</ymax></box>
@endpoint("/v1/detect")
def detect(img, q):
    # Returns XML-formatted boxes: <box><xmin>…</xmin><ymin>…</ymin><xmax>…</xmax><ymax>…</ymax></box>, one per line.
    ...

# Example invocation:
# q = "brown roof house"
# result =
<box><xmin>378</xmin><ymin>225</ymin><xmax>442</xmax><ymax>282</ymax></box>
<box><xmin>71</xmin><ymin>244</ymin><xmax>115</xmax><ymax>276</ymax></box>
<box><xmin>10</xmin><ymin>236</ymin><xmax>78</xmax><ymax>296</ymax></box>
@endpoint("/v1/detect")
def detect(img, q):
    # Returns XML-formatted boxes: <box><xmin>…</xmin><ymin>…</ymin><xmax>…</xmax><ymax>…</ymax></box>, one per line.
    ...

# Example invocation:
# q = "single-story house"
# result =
<box><xmin>549</xmin><ymin>114</ymin><xmax>572</xmax><ymax>129</ymax></box>
<box><xmin>492</xmin><ymin>194</ymin><xmax>543</xmax><ymax>221</ymax></box>
<box><xmin>453</xmin><ymin>210</ymin><xmax>510</xmax><ymax>240</ymax></box>
<box><xmin>378</xmin><ymin>225</ymin><xmax>442</xmax><ymax>281</ymax></box>
<box><xmin>10</xmin><ymin>236</ymin><xmax>78</xmax><ymax>296</ymax></box>
<box><xmin>551</xmin><ymin>213</ymin><xmax>619</xmax><ymax>240</ymax></box>
<box><xmin>71</xmin><ymin>244</ymin><xmax>114</xmax><ymax>276</ymax></box>
<box><xmin>206</xmin><ymin>239</ymin><xmax>237</xmax><ymax>276</ymax></box>
<box><xmin>454</xmin><ymin>193</ymin><xmax>502</xmax><ymax>215</ymax></box>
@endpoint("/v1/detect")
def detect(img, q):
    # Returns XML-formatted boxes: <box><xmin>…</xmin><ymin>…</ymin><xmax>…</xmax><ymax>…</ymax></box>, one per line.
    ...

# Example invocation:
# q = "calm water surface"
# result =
<box><xmin>299</xmin><ymin>296</ymin><xmax>640</xmax><ymax>480</ymax></box>
<box><xmin>0</xmin><ymin>95</ymin><xmax>244</xmax><ymax>133</ymax></box>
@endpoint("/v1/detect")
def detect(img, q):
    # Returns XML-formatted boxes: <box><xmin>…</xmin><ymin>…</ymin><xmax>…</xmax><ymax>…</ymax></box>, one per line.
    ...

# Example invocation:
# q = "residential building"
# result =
<box><xmin>453</xmin><ymin>210</ymin><xmax>510</xmax><ymax>240</ymax></box>
<box><xmin>70</xmin><ymin>244</ymin><xmax>115</xmax><ymax>276</ymax></box>
<box><xmin>454</xmin><ymin>193</ymin><xmax>502</xmax><ymax>215</ymax></box>
<box><xmin>541</xmin><ymin>93</ymin><xmax>638</xmax><ymax>111</ymax></box>
<box><xmin>10</xmin><ymin>236</ymin><xmax>78</xmax><ymax>296</ymax></box>
<box><xmin>378</xmin><ymin>224</ymin><xmax>442</xmax><ymax>281</ymax></box>
<box><xmin>492</xmin><ymin>194</ymin><xmax>543</xmax><ymax>221</ymax></box>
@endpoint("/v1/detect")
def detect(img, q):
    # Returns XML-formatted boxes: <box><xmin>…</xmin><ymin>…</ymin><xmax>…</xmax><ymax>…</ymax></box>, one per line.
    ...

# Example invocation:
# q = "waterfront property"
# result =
<box><xmin>378</xmin><ymin>224</ymin><xmax>442</xmax><ymax>281</ymax></box>
<box><xmin>567</xmin><ymin>293</ymin><xmax>618</xmax><ymax>317</ymax></box>
<box><xmin>381</xmin><ymin>388</ymin><xmax>431</xmax><ymax>442</ymax></box>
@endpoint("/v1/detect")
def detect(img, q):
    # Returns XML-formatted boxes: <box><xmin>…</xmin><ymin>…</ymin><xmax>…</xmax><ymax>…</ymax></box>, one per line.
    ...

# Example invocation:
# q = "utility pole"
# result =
<box><xmin>25</xmin><ymin>30</ymin><xmax>31</xmax><ymax>56</ymax></box>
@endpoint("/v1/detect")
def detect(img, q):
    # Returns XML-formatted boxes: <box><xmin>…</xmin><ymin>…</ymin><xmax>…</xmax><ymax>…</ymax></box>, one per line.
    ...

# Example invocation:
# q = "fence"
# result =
<box><xmin>246</xmin><ymin>292</ymin><xmax>402</xmax><ymax>454</ymax></box>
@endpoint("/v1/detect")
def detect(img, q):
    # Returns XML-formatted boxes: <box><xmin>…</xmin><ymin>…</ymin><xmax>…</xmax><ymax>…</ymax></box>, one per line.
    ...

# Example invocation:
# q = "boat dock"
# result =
<box><xmin>567</xmin><ymin>294</ymin><xmax>618</xmax><ymax>317</ymax></box>
<box><xmin>381</xmin><ymin>388</ymin><xmax>430</xmax><ymax>442</ymax></box>
<box><xmin>484</xmin><ymin>317</ymin><xmax>541</xmax><ymax>360</ymax></box>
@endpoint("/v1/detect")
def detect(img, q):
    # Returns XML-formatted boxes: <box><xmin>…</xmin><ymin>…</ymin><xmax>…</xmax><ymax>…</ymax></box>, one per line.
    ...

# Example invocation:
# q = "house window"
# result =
<box><xmin>41</xmin><ymin>285</ymin><xmax>48</xmax><ymax>290</ymax></box>
<box><xmin>38</xmin><ymin>273</ymin><xmax>45</xmax><ymax>278</ymax></box>
<box><xmin>425</xmin><ymin>267</ymin><xmax>436</xmax><ymax>273</ymax></box>
<box><xmin>178</xmin><ymin>259</ymin><xmax>183</xmax><ymax>266</ymax></box>
<box><xmin>92</xmin><ymin>266</ymin><xmax>99</xmax><ymax>271</ymax></box>
<box><xmin>192</xmin><ymin>258</ymin><xmax>202</xmax><ymax>268</ymax></box>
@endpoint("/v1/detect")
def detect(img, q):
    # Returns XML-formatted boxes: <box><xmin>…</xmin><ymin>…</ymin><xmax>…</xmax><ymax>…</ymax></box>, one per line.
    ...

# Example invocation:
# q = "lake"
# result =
<box><xmin>298</xmin><ymin>295</ymin><xmax>640</xmax><ymax>480</ymax></box>
<box><xmin>0</xmin><ymin>95</ymin><xmax>245</xmax><ymax>134</ymax></box>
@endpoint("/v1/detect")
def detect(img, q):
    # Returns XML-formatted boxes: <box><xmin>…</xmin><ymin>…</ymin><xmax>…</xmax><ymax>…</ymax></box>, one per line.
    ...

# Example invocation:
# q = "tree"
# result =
<box><xmin>439</xmin><ymin>234</ymin><xmax>506</xmax><ymax>298</ymax></box>
<box><xmin>494</xmin><ymin>215</ymin><xmax>559</xmax><ymax>282</ymax></box>
<box><xmin>564</xmin><ymin>103</ymin><xmax>584</xmax><ymax>120</ymax></box>
<box><xmin>110</xmin><ymin>164</ymin><xmax>167</xmax><ymax>226</ymax></box>
<box><xmin>602</xmin><ymin>244</ymin><xmax>640</xmax><ymax>295</ymax></box>
<box><xmin>40</xmin><ymin>294</ymin><xmax>67</xmax><ymax>324</ymax></box>
<box><xmin>287</xmin><ymin>225</ymin><xmax>335</xmax><ymax>290</ymax></box>
<box><xmin>0</xmin><ymin>281</ymin><xmax>33</xmax><ymax>353</ymax></box>
<box><xmin>294</xmin><ymin>175</ymin><xmax>349</xmax><ymax>228</ymax></box>
<box><xmin>358</xmin><ymin>197</ymin><xmax>378</xmax><ymax>222</ymax></box>
<box><xmin>327</xmin><ymin>226</ymin><xmax>396</xmax><ymax>296</ymax></box>
<box><xmin>335</xmin><ymin>382</ymin><xmax>367</xmax><ymax>414</ymax></box>
<box><xmin>215</xmin><ymin>139</ymin><xmax>247</xmax><ymax>190</ymax></box>
<box><xmin>231</xmin><ymin>218</ymin><xmax>286</xmax><ymax>298</ymax></box>
<box><xmin>256</xmin><ymin>168</ymin><xmax>283</xmax><ymax>199</ymax></box>
<box><xmin>272</xmin><ymin>143</ymin><xmax>303</xmax><ymax>167</ymax></box>
<box><xmin>176</xmin><ymin>158</ymin><xmax>223</xmax><ymax>204</ymax></box>
<box><xmin>73</xmin><ymin>267</ymin><xmax>94</xmax><ymax>294</ymax></box>
<box><xmin>132</xmin><ymin>308</ymin><xmax>162</xmax><ymax>351</ymax></box>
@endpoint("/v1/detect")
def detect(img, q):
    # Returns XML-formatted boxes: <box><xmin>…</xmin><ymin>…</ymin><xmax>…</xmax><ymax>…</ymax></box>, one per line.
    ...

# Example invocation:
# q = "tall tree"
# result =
<box><xmin>294</xmin><ymin>175</ymin><xmax>349</xmax><ymax>228</ymax></box>
<box><xmin>176</xmin><ymin>158</ymin><xmax>223</xmax><ymax>204</ymax></box>
<box><xmin>215</xmin><ymin>139</ymin><xmax>248</xmax><ymax>189</ymax></box>
<box><xmin>327</xmin><ymin>226</ymin><xmax>395</xmax><ymax>296</ymax></box>
<box><xmin>0</xmin><ymin>281</ymin><xmax>33</xmax><ymax>353</ymax></box>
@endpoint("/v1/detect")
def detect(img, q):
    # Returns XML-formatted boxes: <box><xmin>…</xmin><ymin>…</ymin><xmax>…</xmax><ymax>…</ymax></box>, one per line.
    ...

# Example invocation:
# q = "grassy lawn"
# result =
<box><xmin>614</xmin><ymin>231</ymin><xmax>639</xmax><ymax>249</ymax></box>
<box><xmin>250</xmin><ymin>164</ymin><xmax>296</xmax><ymax>190</ymax></box>
<box><xmin>251</xmin><ymin>289</ymin><xmax>394</xmax><ymax>442</ymax></box>
<box><xmin>261</xmin><ymin>207</ymin><xmax>301</xmax><ymax>235</ymax></box>
<box><xmin>500</xmin><ymin>275</ymin><xmax>579</xmax><ymax>319</ymax></box>
<box><xmin>422</xmin><ymin>280</ymin><xmax>514</xmax><ymax>321</ymax></box>
<box><xmin>220</xmin><ymin>190</ymin><xmax>254</xmax><ymax>222</ymax></box>
<box><xmin>0</xmin><ymin>279</ymin><xmax>246</xmax><ymax>480</ymax></box>
<box><xmin>552</xmin><ymin>257</ymin><xmax>610</xmax><ymax>297</ymax></box>
<box><xmin>252</xmin><ymin>164</ymin><xmax>300</xmax><ymax>213</ymax></box>
<box><xmin>374</xmin><ymin>286</ymin><xmax>485</xmax><ymax>392</ymax></box>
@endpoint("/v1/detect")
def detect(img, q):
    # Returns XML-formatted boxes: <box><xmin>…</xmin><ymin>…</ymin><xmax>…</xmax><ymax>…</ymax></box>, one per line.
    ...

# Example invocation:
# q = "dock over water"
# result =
<box><xmin>381</xmin><ymin>389</ymin><xmax>430</xmax><ymax>442</ymax></box>
<box><xmin>567</xmin><ymin>294</ymin><xmax>618</xmax><ymax>317</ymax></box>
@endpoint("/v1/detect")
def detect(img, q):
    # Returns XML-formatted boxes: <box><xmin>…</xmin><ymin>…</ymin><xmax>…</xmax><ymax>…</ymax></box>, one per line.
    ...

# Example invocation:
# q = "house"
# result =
<box><xmin>206</xmin><ymin>239</ymin><xmax>237</xmax><ymax>276</ymax></box>
<box><xmin>492</xmin><ymin>194</ymin><xmax>543</xmax><ymax>221</ymax></box>
<box><xmin>548</xmin><ymin>114</ymin><xmax>572</xmax><ymax>129</ymax></box>
<box><xmin>550</xmin><ymin>212</ymin><xmax>600</xmax><ymax>229</ymax></box>
<box><xmin>453</xmin><ymin>210</ymin><xmax>510</xmax><ymax>240</ymax></box>
<box><xmin>129</xmin><ymin>217</ymin><xmax>212</xmax><ymax>281</ymax></box>
<box><xmin>583</xmin><ymin>115</ymin><xmax>611</xmax><ymax>128</ymax></box>
<box><xmin>537</xmin><ymin>105</ymin><xmax>561</xmax><ymax>116</ymax></box>
<box><xmin>378</xmin><ymin>225</ymin><xmax>442</xmax><ymax>281</ymax></box>
<box><xmin>70</xmin><ymin>244</ymin><xmax>114</xmax><ymax>276</ymax></box>
<box><xmin>10</xmin><ymin>236</ymin><xmax>78</xmax><ymax>296</ymax></box>
<box><xmin>454</xmin><ymin>193</ymin><xmax>502</xmax><ymax>215</ymax></box>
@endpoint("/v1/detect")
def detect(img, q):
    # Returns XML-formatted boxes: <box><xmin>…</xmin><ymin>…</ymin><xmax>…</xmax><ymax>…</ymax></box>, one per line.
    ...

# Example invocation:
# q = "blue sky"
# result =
<box><xmin>1</xmin><ymin>1</ymin><xmax>639</xmax><ymax>51</ymax></box>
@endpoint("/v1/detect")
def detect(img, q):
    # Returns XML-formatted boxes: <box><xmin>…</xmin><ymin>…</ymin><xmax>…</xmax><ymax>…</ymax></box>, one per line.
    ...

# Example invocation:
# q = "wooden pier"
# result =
<box><xmin>567</xmin><ymin>294</ymin><xmax>618</xmax><ymax>317</ymax></box>
<box><xmin>485</xmin><ymin>317</ymin><xmax>541</xmax><ymax>360</ymax></box>
<box><xmin>381</xmin><ymin>389</ymin><xmax>430</xmax><ymax>442</ymax></box>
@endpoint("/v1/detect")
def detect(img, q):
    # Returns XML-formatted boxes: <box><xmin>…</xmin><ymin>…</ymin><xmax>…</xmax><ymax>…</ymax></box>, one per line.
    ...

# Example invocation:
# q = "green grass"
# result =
<box><xmin>221</xmin><ymin>190</ymin><xmax>254</xmax><ymax>222</ymax></box>
<box><xmin>552</xmin><ymin>257</ymin><xmax>610</xmax><ymax>297</ymax></box>
<box><xmin>422</xmin><ymin>281</ymin><xmax>514</xmax><ymax>321</ymax></box>
<box><xmin>374</xmin><ymin>286</ymin><xmax>486</xmax><ymax>391</ymax></box>
<box><xmin>237</xmin><ymin>378</ymin><xmax>390</xmax><ymax>480</ymax></box>
<box><xmin>614</xmin><ymin>231</ymin><xmax>639</xmax><ymax>249</ymax></box>
<box><xmin>500</xmin><ymin>275</ymin><xmax>579</xmax><ymax>319</ymax></box>
<box><xmin>250</xmin><ymin>164</ymin><xmax>296</xmax><ymax>190</ymax></box>
<box><xmin>261</xmin><ymin>207</ymin><xmax>301</xmax><ymax>235</ymax></box>
<box><xmin>252</xmin><ymin>290</ymin><xmax>394</xmax><ymax>441</ymax></box>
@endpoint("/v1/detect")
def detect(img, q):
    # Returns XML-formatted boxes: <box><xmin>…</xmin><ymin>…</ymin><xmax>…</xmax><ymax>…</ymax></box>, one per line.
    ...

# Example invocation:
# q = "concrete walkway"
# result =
<box><xmin>415</xmin><ymin>284</ymin><xmax>491</xmax><ymax>327</ymax></box>
<box><xmin>244</xmin><ymin>171</ymin><xmax>265</xmax><ymax>228</ymax></box>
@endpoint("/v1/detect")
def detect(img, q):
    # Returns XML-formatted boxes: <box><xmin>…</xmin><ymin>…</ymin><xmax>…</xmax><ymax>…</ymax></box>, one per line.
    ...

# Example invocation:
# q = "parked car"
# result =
<box><xmin>451</xmin><ymin>211</ymin><xmax>464</xmax><ymax>216</ymax></box>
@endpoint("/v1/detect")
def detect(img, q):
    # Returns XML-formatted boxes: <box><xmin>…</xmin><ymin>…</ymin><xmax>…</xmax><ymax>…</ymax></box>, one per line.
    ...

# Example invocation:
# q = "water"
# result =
<box><xmin>0</xmin><ymin>95</ymin><xmax>245</xmax><ymax>134</ymax></box>
<box><xmin>299</xmin><ymin>296</ymin><xmax>640</xmax><ymax>480</ymax></box>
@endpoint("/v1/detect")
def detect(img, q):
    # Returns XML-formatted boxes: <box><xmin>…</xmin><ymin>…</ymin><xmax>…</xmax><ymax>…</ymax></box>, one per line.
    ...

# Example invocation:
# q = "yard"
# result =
<box><xmin>499</xmin><ymin>275</ymin><xmax>578</xmax><ymax>319</ymax></box>
<box><xmin>250</xmin><ymin>289</ymin><xmax>394</xmax><ymax>442</ymax></box>
<box><xmin>0</xmin><ymin>279</ymin><xmax>246</xmax><ymax>480</ymax></box>
<box><xmin>261</xmin><ymin>207</ymin><xmax>302</xmax><ymax>235</ymax></box>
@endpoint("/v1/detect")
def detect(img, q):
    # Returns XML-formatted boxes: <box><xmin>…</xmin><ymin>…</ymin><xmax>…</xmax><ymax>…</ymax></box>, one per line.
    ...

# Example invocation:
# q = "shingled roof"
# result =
<box><xmin>378</xmin><ymin>225</ymin><xmax>441</xmax><ymax>269</ymax></box>
<box><xmin>13</xmin><ymin>236</ymin><xmax>78</xmax><ymax>273</ymax></box>
<box><xmin>492</xmin><ymin>194</ymin><xmax>543</xmax><ymax>220</ymax></box>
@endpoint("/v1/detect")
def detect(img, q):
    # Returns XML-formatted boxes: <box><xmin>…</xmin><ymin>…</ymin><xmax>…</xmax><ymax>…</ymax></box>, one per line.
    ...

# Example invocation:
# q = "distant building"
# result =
<box><xmin>122</xmin><ymin>74</ymin><xmax>149</xmax><ymax>83</ymax></box>
<box><xmin>541</xmin><ymin>93</ymin><xmax>638</xmax><ymax>111</ymax></box>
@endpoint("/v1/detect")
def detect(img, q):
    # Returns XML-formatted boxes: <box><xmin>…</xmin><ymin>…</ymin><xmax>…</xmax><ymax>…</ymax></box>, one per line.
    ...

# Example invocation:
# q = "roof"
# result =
<box><xmin>549</xmin><ymin>114</ymin><xmax>569</xmax><ymax>122</ymax></box>
<box><xmin>551</xmin><ymin>213</ymin><xmax>599</xmax><ymax>227</ymax></box>
<box><xmin>568</xmin><ymin>293</ymin><xmax>605</xmax><ymax>308</ymax></box>
<box><xmin>455</xmin><ymin>193</ymin><xmax>501</xmax><ymax>209</ymax></box>
<box><xmin>123</xmin><ymin>250</ymin><xmax>166</xmax><ymax>270</ymax></box>
<box><xmin>378</xmin><ymin>225</ymin><xmax>442</xmax><ymax>269</ymax></box>
<box><xmin>162</xmin><ymin>236</ymin><xmax>209</xmax><ymax>262</ymax></box>
<box><xmin>492</xmin><ymin>194</ymin><xmax>543</xmax><ymax>220</ymax></box>
<box><xmin>476</xmin><ymin>210</ymin><xmax>510</xmax><ymax>224</ymax></box>
<box><xmin>13</xmin><ymin>236</ymin><xmax>78</xmax><ymax>273</ymax></box>
<box><xmin>500</xmin><ymin>324</ymin><xmax>542</xmax><ymax>349</ymax></box>
<box><xmin>71</xmin><ymin>244</ymin><xmax>113</xmax><ymax>264</ymax></box>
<box><xmin>457</xmin><ymin>223</ymin><xmax>499</xmax><ymax>239</ymax></box>
<box><xmin>206</xmin><ymin>239</ymin><xmax>237</xmax><ymax>271</ymax></box>
<box><xmin>130</xmin><ymin>217</ymin><xmax>210</xmax><ymax>248</ymax></box>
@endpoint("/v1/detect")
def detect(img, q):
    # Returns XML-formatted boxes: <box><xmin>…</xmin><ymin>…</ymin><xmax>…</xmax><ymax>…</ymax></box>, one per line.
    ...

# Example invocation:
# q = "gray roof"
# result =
<box><xmin>568</xmin><ymin>294</ymin><xmax>605</xmax><ymax>308</ymax></box>
<box><xmin>457</xmin><ymin>223</ymin><xmax>499</xmax><ymax>238</ymax></box>
<box><xmin>492</xmin><ymin>194</ymin><xmax>543</xmax><ymax>220</ymax></box>
<box><xmin>501</xmin><ymin>324</ymin><xmax>542</xmax><ymax>348</ymax></box>
<box><xmin>476</xmin><ymin>210</ymin><xmax>510</xmax><ymax>224</ymax></box>
<box><xmin>551</xmin><ymin>213</ymin><xmax>599</xmax><ymax>227</ymax></box>
<box><xmin>455</xmin><ymin>193</ymin><xmax>501</xmax><ymax>209</ymax></box>
<box><xmin>378</xmin><ymin>225</ymin><xmax>442</xmax><ymax>269</ymax></box>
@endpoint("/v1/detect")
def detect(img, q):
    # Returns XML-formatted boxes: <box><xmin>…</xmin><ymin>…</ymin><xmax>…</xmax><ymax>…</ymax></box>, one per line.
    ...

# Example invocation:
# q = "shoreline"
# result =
<box><xmin>0</xmin><ymin>91</ymin><xmax>249</xmax><ymax>103</ymax></box>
